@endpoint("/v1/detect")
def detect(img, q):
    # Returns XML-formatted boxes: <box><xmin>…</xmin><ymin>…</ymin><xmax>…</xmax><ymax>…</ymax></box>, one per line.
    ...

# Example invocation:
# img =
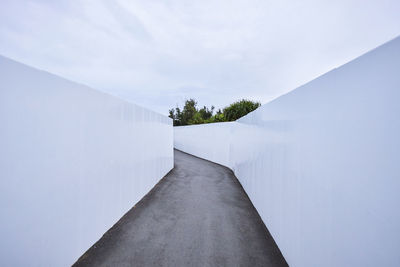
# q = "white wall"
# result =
<box><xmin>0</xmin><ymin>55</ymin><xmax>173</xmax><ymax>266</ymax></box>
<box><xmin>174</xmin><ymin>36</ymin><xmax>400</xmax><ymax>267</ymax></box>
<box><xmin>174</xmin><ymin>122</ymin><xmax>234</xmax><ymax>167</ymax></box>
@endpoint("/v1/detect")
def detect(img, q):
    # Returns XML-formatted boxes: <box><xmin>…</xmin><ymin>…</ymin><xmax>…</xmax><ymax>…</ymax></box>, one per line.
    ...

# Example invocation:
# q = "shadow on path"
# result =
<box><xmin>73</xmin><ymin>149</ymin><xmax>287</xmax><ymax>267</ymax></box>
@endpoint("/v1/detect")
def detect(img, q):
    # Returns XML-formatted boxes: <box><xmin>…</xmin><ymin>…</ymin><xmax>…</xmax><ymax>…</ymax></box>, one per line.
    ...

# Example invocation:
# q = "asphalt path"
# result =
<box><xmin>73</xmin><ymin>149</ymin><xmax>287</xmax><ymax>267</ymax></box>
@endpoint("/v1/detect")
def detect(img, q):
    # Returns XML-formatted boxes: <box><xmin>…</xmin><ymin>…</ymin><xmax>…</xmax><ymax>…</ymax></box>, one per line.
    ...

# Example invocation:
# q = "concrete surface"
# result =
<box><xmin>73</xmin><ymin>149</ymin><xmax>287</xmax><ymax>267</ymax></box>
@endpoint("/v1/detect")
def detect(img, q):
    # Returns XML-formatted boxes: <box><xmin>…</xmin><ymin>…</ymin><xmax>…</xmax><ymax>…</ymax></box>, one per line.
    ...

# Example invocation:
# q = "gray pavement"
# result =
<box><xmin>73</xmin><ymin>149</ymin><xmax>287</xmax><ymax>267</ymax></box>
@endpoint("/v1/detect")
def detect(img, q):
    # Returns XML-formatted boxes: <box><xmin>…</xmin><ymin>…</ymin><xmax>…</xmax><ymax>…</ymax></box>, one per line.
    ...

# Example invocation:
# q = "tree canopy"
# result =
<box><xmin>168</xmin><ymin>99</ymin><xmax>261</xmax><ymax>126</ymax></box>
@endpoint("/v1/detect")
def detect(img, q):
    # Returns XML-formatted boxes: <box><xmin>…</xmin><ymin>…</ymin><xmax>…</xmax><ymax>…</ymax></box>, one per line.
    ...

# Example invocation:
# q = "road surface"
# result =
<box><xmin>73</xmin><ymin>149</ymin><xmax>287</xmax><ymax>266</ymax></box>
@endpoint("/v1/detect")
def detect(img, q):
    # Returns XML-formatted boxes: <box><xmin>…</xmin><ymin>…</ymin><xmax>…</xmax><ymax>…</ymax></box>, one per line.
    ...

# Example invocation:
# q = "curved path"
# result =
<box><xmin>74</xmin><ymin>149</ymin><xmax>287</xmax><ymax>266</ymax></box>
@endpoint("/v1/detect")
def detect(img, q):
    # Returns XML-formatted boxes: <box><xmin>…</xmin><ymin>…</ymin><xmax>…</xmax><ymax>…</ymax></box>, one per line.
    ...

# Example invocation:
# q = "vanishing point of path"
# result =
<box><xmin>74</xmin><ymin>149</ymin><xmax>287</xmax><ymax>267</ymax></box>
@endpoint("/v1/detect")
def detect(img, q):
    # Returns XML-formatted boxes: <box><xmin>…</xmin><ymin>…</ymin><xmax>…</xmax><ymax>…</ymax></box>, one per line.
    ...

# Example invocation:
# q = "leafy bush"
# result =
<box><xmin>223</xmin><ymin>99</ymin><xmax>261</xmax><ymax>121</ymax></box>
<box><xmin>169</xmin><ymin>98</ymin><xmax>260</xmax><ymax>126</ymax></box>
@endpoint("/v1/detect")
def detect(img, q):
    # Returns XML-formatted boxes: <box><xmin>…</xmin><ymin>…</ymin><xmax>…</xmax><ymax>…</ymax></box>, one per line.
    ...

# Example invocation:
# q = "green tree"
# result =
<box><xmin>223</xmin><ymin>99</ymin><xmax>261</xmax><ymax>121</ymax></box>
<box><xmin>168</xmin><ymin>106</ymin><xmax>182</xmax><ymax>126</ymax></box>
<box><xmin>198</xmin><ymin>105</ymin><xmax>214</xmax><ymax>120</ymax></box>
<box><xmin>181</xmin><ymin>99</ymin><xmax>198</xmax><ymax>125</ymax></box>
<box><xmin>188</xmin><ymin>112</ymin><xmax>204</xmax><ymax>124</ymax></box>
<box><xmin>207</xmin><ymin>112</ymin><xmax>225</xmax><ymax>123</ymax></box>
<box><xmin>168</xmin><ymin>108</ymin><xmax>175</xmax><ymax>123</ymax></box>
<box><xmin>168</xmin><ymin>98</ymin><xmax>260</xmax><ymax>126</ymax></box>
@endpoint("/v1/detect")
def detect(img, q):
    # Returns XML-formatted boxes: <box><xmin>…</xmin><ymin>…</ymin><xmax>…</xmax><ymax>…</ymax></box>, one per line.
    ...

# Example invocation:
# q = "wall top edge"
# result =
<box><xmin>0</xmin><ymin>54</ymin><xmax>170</xmax><ymax>120</ymax></box>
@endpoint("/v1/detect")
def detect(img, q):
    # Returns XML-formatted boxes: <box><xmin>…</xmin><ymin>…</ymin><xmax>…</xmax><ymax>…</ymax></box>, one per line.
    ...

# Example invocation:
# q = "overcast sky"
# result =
<box><xmin>1</xmin><ymin>0</ymin><xmax>399</xmax><ymax>114</ymax></box>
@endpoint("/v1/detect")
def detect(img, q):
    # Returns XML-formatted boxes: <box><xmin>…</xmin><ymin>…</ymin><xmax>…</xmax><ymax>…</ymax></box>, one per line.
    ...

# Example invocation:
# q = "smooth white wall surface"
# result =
<box><xmin>0</xmin><ymin>55</ymin><xmax>173</xmax><ymax>266</ymax></box>
<box><xmin>174</xmin><ymin>36</ymin><xmax>400</xmax><ymax>267</ymax></box>
<box><xmin>174</xmin><ymin>122</ymin><xmax>234</xmax><ymax>168</ymax></box>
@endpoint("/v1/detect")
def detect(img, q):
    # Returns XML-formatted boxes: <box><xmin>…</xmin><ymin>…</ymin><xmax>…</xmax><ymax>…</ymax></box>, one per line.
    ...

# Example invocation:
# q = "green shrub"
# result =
<box><xmin>223</xmin><ymin>99</ymin><xmax>261</xmax><ymax>121</ymax></box>
<box><xmin>168</xmin><ymin>98</ymin><xmax>260</xmax><ymax>126</ymax></box>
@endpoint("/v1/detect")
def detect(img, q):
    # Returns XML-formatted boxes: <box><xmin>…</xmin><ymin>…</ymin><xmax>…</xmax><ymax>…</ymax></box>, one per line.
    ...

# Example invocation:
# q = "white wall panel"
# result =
<box><xmin>0</xmin><ymin>55</ymin><xmax>173</xmax><ymax>266</ymax></box>
<box><xmin>174</xmin><ymin>36</ymin><xmax>400</xmax><ymax>266</ymax></box>
<box><xmin>174</xmin><ymin>122</ymin><xmax>234</xmax><ymax>168</ymax></box>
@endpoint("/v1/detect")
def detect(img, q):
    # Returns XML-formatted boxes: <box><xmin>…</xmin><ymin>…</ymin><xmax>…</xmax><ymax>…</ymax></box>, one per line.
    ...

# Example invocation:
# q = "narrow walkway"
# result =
<box><xmin>74</xmin><ymin>149</ymin><xmax>287</xmax><ymax>267</ymax></box>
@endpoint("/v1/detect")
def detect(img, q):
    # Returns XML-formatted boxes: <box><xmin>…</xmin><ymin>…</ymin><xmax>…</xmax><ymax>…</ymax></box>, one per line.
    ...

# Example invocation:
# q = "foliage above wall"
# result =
<box><xmin>168</xmin><ymin>99</ymin><xmax>261</xmax><ymax>126</ymax></box>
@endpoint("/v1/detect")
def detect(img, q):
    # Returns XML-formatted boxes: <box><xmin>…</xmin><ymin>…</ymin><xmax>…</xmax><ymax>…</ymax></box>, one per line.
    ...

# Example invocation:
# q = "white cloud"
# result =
<box><xmin>1</xmin><ymin>0</ymin><xmax>399</xmax><ymax>114</ymax></box>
